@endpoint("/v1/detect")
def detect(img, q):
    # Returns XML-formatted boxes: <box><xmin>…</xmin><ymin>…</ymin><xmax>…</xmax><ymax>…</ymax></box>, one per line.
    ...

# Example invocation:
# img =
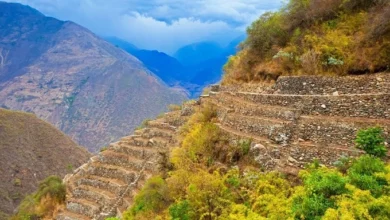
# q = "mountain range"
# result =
<box><xmin>106</xmin><ymin>36</ymin><xmax>245</xmax><ymax>97</ymax></box>
<box><xmin>0</xmin><ymin>2</ymin><xmax>187</xmax><ymax>152</ymax></box>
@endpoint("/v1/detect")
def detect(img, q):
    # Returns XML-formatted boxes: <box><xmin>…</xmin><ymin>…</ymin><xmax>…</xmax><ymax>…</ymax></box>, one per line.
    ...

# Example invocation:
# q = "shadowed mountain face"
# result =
<box><xmin>173</xmin><ymin>41</ymin><xmax>225</xmax><ymax>66</ymax></box>
<box><xmin>0</xmin><ymin>2</ymin><xmax>187</xmax><ymax>152</ymax></box>
<box><xmin>106</xmin><ymin>37</ymin><xmax>244</xmax><ymax>98</ymax></box>
<box><xmin>0</xmin><ymin>108</ymin><xmax>91</xmax><ymax>218</ymax></box>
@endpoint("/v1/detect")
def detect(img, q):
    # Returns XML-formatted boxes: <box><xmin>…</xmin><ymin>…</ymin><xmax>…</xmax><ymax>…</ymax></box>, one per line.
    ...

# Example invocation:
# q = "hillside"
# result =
<box><xmin>53</xmin><ymin>72</ymin><xmax>390</xmax><ymax>219</ymax></box>
<box><xmin>46</xmin><ymin>0</ymin><xmax>390</xmax><ymax>219</ymax></box>
<box><xmin>0</xmin><ymin>108</ymin><xmax>91</xmax><ymax>218</ymax></box>
<box><xmin>0</xmin><ymin>2</ymin><xmax>187</xmax><ymax>152</ymax></box>
<box><xmin>224</xmin><ymin>0</ymin><xmax>390</xmax><ymax>83</ymax></box>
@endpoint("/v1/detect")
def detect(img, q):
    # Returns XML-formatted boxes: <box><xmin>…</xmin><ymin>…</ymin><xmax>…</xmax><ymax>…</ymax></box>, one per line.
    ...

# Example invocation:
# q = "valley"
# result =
<box><xmin>1</xmin><ymin>0</ymin><xmax>390</xmax><ymax>219</ymax></box>
<box><xmin>0</xmin><ymin>2</ymin><xmax>187</xmax><ymax>152</ymax></box>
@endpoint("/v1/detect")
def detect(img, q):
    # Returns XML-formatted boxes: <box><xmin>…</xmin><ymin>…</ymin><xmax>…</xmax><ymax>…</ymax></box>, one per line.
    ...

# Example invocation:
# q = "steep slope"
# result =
<box><xmin>55</xmin><ymin>107</ymin><xmax>190</xmax><ymax>219</ymax></box>
<box><xmin>55</xmin><ymin>72</ymin><xmax>390</xmax><ymax>219</ymax></box>
<box><xmin>223</xmin><ymin>0</ymin><xmax>390</xmax><ymax>83</ymax></box>
<box><xmin>103</xmin><ymin>37</ymin><xmax>138</xmax><ymax>54</ymax></box>
<box><xmin>0</xmin><ymin>2</ymin><xmax>187</xmax><ymax>152</ymax></box>
<box><xmin>0</xmin><ymin>108</ymin><xmax>91</xmax><ymax>218</ymax></box>
<box><xmin>131</xmin><ymin>50</ymin><xmax>185</xmax><ymax>85</ymax></box>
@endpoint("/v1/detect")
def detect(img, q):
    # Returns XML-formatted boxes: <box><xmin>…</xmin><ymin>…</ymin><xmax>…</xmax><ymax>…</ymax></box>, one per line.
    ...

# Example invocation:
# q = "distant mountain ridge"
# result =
<box><xmin>0</xmin><ymin>2</ymin><xmax>187</xmax><ymax>152</ymax></box>
<box><xmin>106</xmin><ymin>36</ymin><xmax>244</xmax><ymax>97</ymax></box>
<box><xmin>173</xmin><ymin>41</ymin><xmax>224</xmax><ymax>66</ymax></box>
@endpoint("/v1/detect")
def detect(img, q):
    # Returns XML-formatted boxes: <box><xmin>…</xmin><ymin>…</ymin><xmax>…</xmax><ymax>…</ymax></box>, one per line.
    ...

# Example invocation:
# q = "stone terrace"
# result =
<box><xmin>55</xmin><ymin>73</ymin><xmax>390</xmax><ymax>219</ymax></box>
<box><xmin>203</xmin><ymin>73</ymin><xmax>390</xmax><ymax>173</ymax></box>
<box><xmin>55</xmin><ymin>108</ymin><xmax>192</xmax><ymax>220</ymax></box>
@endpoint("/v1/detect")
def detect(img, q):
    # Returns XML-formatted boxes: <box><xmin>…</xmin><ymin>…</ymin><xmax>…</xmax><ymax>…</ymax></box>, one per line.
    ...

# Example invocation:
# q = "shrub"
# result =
<box><xmin>186</xmin><ymin>170</ymin><xmax>232</xmax><ymax>219</ymax></box>
<box><xmin>355</xmin><ymin>127</ymin><xmax>387</xmax><ymax>158</ymax></box>
<box><xmin>169</xmin><ymin>200</ymin><xmax>193</xmax><ymax>220</ymax></box>
<box><xmin>302</xmin><ymin>168</ymin><xmax>348</xmax><ymax>198</ymax></box>
<box><xmin>347</xmin><ymin>155</ymin><xmax>387</xmax><ymax>196</ymax></box>
<box><xmin>238</xmin><ymin>139</ymin><xmax>252</xmax><ymax>156</ymax></box>
<box><xmin>301</xmin><ymin>49</ymin><xmax>321</xmax><ymax>74</ymax></box>
<box><xmin>244</xmin><ymin>12</ymin><xmax>288</xmax><ymax>59</ymax></box>
<box><xmin>293</xmin><ymin>168</ymin><xmax>347</xmax><ymax>219</ymax></box>
<box><xmin>13</xmin><ymin>176</ymin><xmax>66</xmax><ymax>219</ymax></box>
<box><xmin>124</xmin><ymin>176</ymin><xmax>171</xmax><ymax>219</ymax></box>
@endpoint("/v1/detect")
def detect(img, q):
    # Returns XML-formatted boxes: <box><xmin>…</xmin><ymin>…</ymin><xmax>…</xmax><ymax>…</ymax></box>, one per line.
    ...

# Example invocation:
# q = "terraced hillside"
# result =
<box><xmin>204</xmin><ymin>73</ymin><xmax>390</xmax><ymax>173</ymax></box>
<box><xmin>56</xmin><ymin>73</ymin><xmax>390</xmax><ymax>219</ymax></box>
<box><xmin>55</xmin><ymin>106</ymin><xmax>193</xmax><ymax>220</ymax></box>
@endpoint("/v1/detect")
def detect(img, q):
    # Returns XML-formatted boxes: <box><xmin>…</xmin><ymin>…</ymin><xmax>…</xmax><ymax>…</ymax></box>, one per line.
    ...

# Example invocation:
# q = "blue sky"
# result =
<box><xmin>5</xmin><ymin>0</ymin><xmax>282</xmax><ymax>54</ymax></box>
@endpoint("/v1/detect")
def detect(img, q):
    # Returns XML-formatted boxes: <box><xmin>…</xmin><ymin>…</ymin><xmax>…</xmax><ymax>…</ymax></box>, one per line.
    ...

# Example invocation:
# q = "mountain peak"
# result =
<box><xmin>0</xmin><ymin>1</ymin><xmax>44</xmax><ymax>17</ymax></box>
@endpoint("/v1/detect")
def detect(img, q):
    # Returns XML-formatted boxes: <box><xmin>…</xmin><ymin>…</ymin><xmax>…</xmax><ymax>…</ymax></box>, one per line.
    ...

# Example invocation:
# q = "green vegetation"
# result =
<box><xmin>122</xmin><ymin>108</ymin><xmax>390</xmax><ymax>220</ymax></box>
<box><xmin>13</xmin><ymin>176</ymin><xmax>66</xmax><ymax>220</ymax></box>
<box><xmin>223</xmin><ymin>0</ymin><xmax>390</xmax><ymax>83</ymax></box>
<box><xmin>356</xmin><ymin>126</ymin><xmax>387</xmax><ymax>158</ymax></box>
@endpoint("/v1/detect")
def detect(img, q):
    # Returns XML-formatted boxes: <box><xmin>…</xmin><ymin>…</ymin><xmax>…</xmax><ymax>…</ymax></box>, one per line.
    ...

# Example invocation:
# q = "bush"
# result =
<box><xmin>347</xmin><ymin>155</ymin><xmax>387</xmax><ymax>196</ymax></box>
<box><xmin>302</xmin><ymin>168</ymin><xmax>348</xmax><ymax>198</ymax></box>
<box><xmin>13</xmin><ymin>176</ymin><xmax>66</xmax><ymax>219</ymax></box>
<box><xmin>355</xmin><ymin>127</ymin><xmax>387</xmax><ymax>158</ymax></box>
<box><xmin>293</xmin><ymin>168</ymin><xmax>348</xmax><ymax>219</ymax></box>
<box><xmin>169</xmin><ymin>200</ymin><xmax>192</xmax><ymax>220</ymax></box>
<box><xmin>125</xmin><ymin>176</ymin><xmax>171</xmax><ymax>219</ymax></box>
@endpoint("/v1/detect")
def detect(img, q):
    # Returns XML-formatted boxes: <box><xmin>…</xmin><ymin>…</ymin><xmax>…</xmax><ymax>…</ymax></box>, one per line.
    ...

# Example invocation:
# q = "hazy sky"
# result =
<box><xmin>5</xmin><ymin>0</ymin><xmax>282</xmax><ymax>54</ymax></box>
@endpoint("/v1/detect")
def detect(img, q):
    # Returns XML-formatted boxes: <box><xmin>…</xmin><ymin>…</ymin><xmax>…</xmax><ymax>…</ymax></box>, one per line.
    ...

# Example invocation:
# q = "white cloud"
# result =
<box><xmin>4</xmin><ymin>0</ymin><xmax>282</xmax><ymax>54</ymax></box>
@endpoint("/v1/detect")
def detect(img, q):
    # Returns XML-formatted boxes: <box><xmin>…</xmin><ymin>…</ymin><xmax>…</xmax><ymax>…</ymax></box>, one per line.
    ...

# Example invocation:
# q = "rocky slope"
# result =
<box><xmin>0</xmin><ymin>2</ymin><xmax>187</xmax><ymax>152</ymax></box>
<box><xmin>0</xmin><ymin>108</ymin><xmax>91</xmax><ymax>218</ymax></box>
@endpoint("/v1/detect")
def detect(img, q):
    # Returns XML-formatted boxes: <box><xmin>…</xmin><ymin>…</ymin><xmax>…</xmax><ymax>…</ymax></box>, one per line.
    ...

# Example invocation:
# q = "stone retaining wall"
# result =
<box><xmin>297</xmin><ymin>117</ymin><xmax>390</xmax><ymax>146</ymax></box>
<box><xmin>236</xmin><ymin>93</ymin><xmax>390</xmax><ymax>119</ymax></box>
<box><xmin>273</xmin><ymin>73</ymin><xmax>390</xmax><ymax>95</ymax></box>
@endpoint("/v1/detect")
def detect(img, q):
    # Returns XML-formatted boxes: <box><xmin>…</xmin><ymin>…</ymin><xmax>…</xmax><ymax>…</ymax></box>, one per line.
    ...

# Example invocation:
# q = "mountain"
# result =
<box><xmin>173</xmin><ymin>41</ymin><xmax>224</xmax><ymax>66</ymax></box>
<box><xmin>131</xmin><ymin>50</ymin><xmax>185</xmax><ymax>85</ymax></box>
<box><xmin>224</xmin><ymin>34</ymin><xmax>246</xmax><ymax>55</ymax></box>
<box><xmin>104</xmin><ymin>36</ymin><xmax>138</xmax><ymax>54</ymax></box>
<box><xmin>106</xmin><ymin>38</ymin><xmax>243</xmax><ymax>97</ymax></box>
<box><xmin>0</xmin><ymin>2</ymin><xmax>187</xmax><ymax>152</ymax></box>
<box><xmin>0</xmin><ymin>108</ymin><xmax>90</xmax><ymax>218</ymax></box>
<box><xmin>103</xmin><ymin>37</ymin><xmax>186</xmax><ymax>85</ymax></box>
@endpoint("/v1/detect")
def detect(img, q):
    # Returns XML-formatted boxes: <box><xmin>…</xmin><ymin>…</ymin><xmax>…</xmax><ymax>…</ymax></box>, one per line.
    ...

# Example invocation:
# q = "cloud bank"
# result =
<box><xmin>4</xmin><ymin>0</ymin><xmax>282</xmax><ymax>54</ymax></box>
